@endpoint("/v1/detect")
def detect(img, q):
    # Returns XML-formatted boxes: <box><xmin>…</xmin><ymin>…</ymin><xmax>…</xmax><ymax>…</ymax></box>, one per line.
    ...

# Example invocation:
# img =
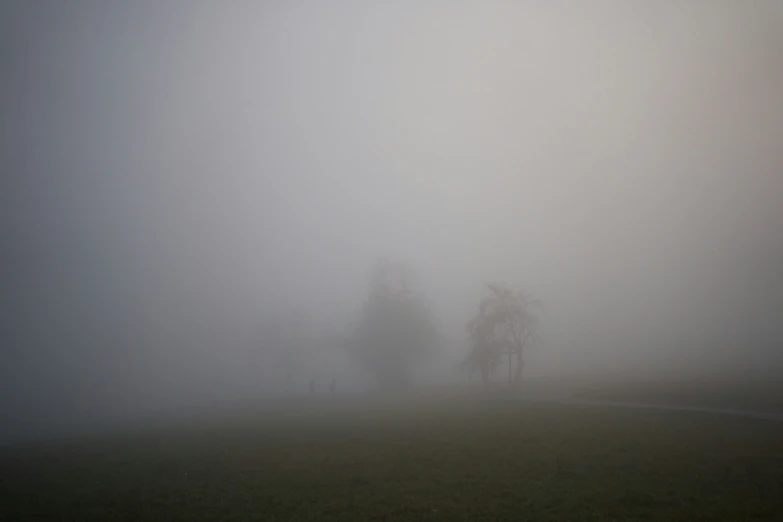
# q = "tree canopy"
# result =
<box><xmin>347</xmin><ymin>260</ymin><xmax>438</xmax><ymax>389</ymax></box>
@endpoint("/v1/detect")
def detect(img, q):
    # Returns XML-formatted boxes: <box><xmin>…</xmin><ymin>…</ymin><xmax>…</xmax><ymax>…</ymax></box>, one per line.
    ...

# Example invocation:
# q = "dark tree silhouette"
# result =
<box><xmin>347</xmin><ymin>259</ymin><xmax>438</xmax><ymax>389</ymax></box>
<box><xmin>465</xmin><ymin>284</ymin><xmax>542</xmax><ymax>388</ymax></box>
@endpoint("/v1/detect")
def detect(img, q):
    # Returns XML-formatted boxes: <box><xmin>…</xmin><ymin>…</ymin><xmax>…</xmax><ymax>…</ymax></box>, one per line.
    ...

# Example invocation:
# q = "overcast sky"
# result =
<box><xmin>2</xmin><ymin>1</ymin><xmax>782</xmax><ymax>439</ymax></box>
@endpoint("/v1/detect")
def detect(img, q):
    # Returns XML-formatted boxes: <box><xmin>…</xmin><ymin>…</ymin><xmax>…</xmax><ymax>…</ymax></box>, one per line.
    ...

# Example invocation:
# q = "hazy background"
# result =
<box><xmin>2</xmin><ymin>1</ymin><xmax>782</xmax><ymax>442</ymax></box>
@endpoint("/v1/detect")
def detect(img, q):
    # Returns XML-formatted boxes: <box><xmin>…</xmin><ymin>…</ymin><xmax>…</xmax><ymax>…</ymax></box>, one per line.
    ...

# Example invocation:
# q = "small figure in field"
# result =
<box><xmin>309</xmin><ymin>378</ymin><xmax>315</xmax><ymax>396</ymax></box>
<box><xmin>330</xmin><ymin>377</ymin><xmax>336</xmax><ymax>398</ymax></box>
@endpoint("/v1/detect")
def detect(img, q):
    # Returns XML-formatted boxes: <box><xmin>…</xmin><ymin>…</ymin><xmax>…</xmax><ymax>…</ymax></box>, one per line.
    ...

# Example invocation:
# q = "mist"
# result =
<box><xmin>2</xmin><ymin>1</ymin><xmax>782</xmax><ymax>443</ymax></box>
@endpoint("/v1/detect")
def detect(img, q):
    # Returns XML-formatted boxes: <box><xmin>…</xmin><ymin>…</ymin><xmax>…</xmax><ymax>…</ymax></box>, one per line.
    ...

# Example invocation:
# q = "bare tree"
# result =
<box><xmin>465</xmin><ymin>284</ymin><xmax>542</xmax><ymax>387</ymax></box>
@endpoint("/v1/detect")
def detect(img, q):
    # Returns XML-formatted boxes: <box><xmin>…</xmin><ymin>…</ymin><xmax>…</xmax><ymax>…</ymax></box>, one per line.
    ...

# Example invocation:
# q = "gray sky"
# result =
<box><xmin>2</xmin><ymin>1</ymin><xmax>782</xmax><ymax>438</ymax></box>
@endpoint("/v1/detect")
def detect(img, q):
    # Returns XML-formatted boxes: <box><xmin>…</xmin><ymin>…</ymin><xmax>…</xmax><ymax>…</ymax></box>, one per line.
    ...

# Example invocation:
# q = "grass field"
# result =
<box><xmin>2</xmin><ymin>396</ymin><xmax>782</xmax><ymax>521</ymax></box>
<box><xmin>572</xmin><ymin>378</ymin><xmax>783</xmax><ymax>414</ymax></box>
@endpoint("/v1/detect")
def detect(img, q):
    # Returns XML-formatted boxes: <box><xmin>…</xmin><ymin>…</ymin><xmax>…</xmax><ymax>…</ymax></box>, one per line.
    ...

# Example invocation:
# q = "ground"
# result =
<box><xmin>2</xmin><ymin>395</ymin><xmax>782</xmax><ymax>521</ymax></box>
<box><xmin>572</xmin><ymin>378</ymin><xmax>783</xmax><ymax>414</ymax></box>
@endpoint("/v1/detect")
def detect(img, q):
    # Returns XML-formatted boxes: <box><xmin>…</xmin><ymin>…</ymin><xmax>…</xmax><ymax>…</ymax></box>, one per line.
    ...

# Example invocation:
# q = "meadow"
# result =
<box><xmin>2</xmin><ymin>395</ymin><xmax>782</xmax><ymax>521</ymax></box>
<box><xmin>573</xmin><ymin>377</ymin><xmax>783</xmax><ymax>415</ymax></box>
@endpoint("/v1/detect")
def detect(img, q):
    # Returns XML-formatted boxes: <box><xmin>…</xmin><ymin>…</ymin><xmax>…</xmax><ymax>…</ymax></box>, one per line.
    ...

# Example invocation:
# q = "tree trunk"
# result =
<box><xmin>513</xmin><ymin>350</ymin><xmax>524</xmax><ymax>382</ymax></box>
<box><xmin>511</xmin><ymin>331</ymin><xmax>532</xmax><ymax>383</ymax></box>
<box><xmin>480</xmin><ymin>363</ymin><xmax>489</xmax><ymax>389</ymax></box>
<box><xmin>508</xmin><ymin>351</ymin><xmax>513</xmax><ymax>383</ymax></box>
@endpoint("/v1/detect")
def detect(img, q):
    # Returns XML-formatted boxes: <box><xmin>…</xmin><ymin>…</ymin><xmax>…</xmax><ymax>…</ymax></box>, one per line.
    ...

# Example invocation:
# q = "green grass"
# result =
<box><xmin>2</xmin><ymin>397</ymin><xmax>782</xmax><ymax>521</ymax></box>
<box><xmin>573</xmin><ymin>378</ymin><xmax>783</xmax><ymax>414</ymax></box>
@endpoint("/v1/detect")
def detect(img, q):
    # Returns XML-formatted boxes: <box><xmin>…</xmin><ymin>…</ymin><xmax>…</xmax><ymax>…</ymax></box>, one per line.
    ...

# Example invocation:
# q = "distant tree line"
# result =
<box><xmin>259</xmin><ymin>259</ymin><xmax>542</xmax><ymax>392</ymax></box>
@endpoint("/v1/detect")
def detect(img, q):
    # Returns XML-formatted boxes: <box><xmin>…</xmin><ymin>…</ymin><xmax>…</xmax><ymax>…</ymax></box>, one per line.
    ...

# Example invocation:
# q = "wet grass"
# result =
<box><xmin>2</xmin><ymin>398</ymin><xmax>782</xmax><ymax>521</ymax></box>
<box><xmin>574</xmin><ymin>378</ymin><xmax>783</xmax><ymax>414</ymax></box>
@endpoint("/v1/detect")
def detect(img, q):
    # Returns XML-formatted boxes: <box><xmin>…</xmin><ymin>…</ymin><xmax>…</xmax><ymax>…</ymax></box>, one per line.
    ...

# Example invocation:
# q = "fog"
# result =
<box><xmin>2</xmin><ymin>1</ymin><xmax>782</xmax><ymax>443</ymax></box>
